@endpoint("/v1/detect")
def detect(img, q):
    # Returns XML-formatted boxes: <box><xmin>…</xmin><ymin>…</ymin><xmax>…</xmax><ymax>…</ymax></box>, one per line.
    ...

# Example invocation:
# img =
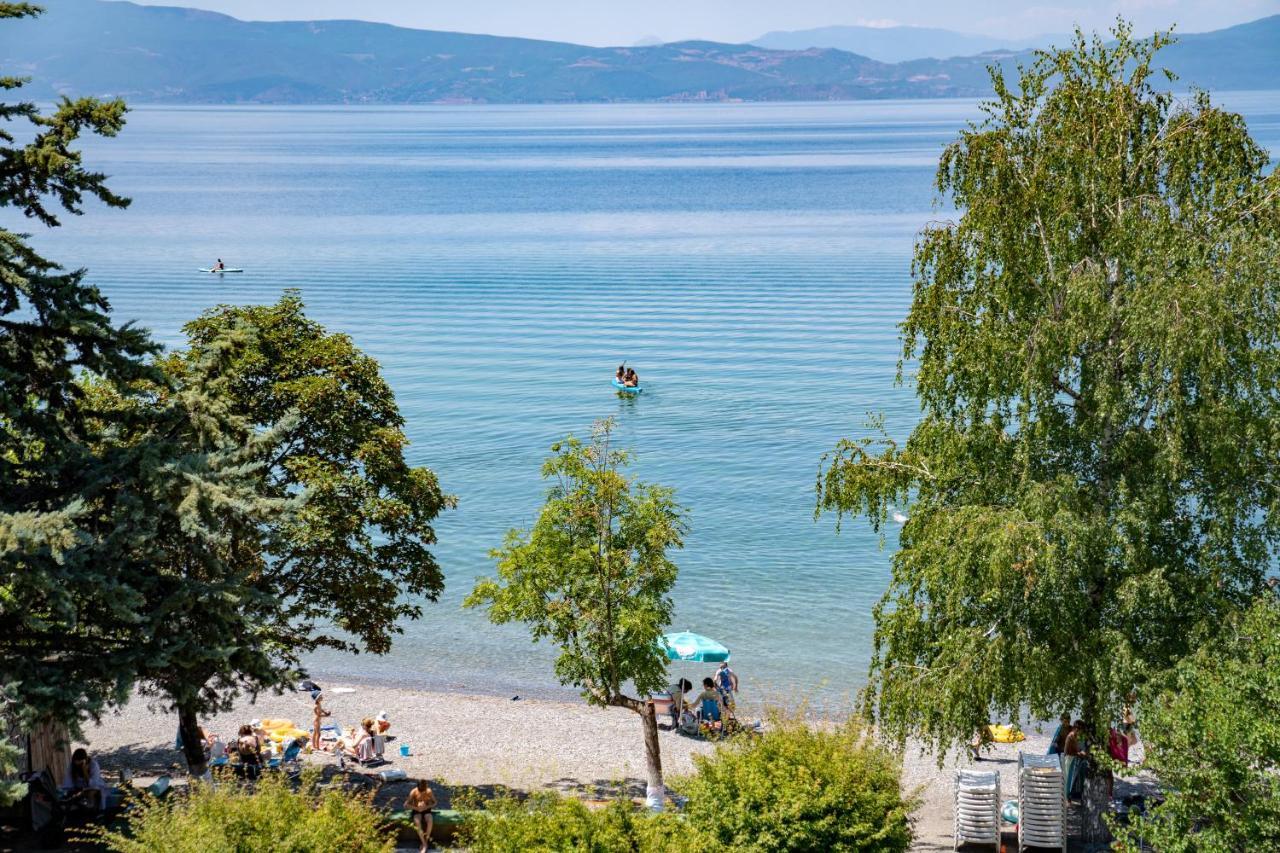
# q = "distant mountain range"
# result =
<box><xmin>752</xmin><ymin>25</ymin><xmax>1065</xmax><ymax>63</ymax></box>
<box><xmin>3</xmin><ymin>0</ymin><xmax>1277</xmax><ymax>104</ymax></box>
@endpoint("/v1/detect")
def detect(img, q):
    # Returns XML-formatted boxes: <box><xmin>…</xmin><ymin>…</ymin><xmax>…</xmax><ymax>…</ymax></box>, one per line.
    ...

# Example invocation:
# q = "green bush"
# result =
<box><xmin>1114</xmin><ymin>598</ymin><xmax>1280</xmax><ymax>853</ymax></box>
<box><xmin>459</xmin><ymin>791</ymin><xmax>678</xmax><ymax>853</ymax></box>
<box><xmin>92</xmin><ymin>770</ymin><xmax>395</xmax><ymax>852</ymax></box>
<box><xmin>674</xmin><ymin>718</ymin><xmax>917</xmax><ymax>853</ymax></box>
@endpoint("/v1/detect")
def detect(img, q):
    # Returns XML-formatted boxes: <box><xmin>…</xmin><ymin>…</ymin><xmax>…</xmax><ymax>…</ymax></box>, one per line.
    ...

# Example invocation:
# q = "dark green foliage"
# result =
<box><xmin>178</xmin><ymin>292</ymin><xmax>451</xmax><ymax>657</ymax></box>
<box><xmin>0</xmin><ymin>2</ymin><xmax>159</xmax><ymax>728</ymax></box>
<box><xmin>94</xmin><ymin>294</ymin><xmax>450</xmax><ymax>772</ymax></box>
<box><xmin>82</xmin><ymin>324</ymin><xmax>300</xmax><ymax>773</ymax></box>
<box><xmin>674</xmin><ymin>719</ymin><xmax>916</xmax><ymax>853</ymax></box>
<box><xmin>818</xmin><ymin>23</ymin><xmax>1280</xmax><ymax>759</ymax></box>
<box><xmin>1114</xmin><ymin>597</ymin><xmax>1280</xmax><ymax>853</ymax></box>
<box><xmin>90</xmin><ymin>770</ymin><xmax>396</xmax><ymax>852</ymax></box>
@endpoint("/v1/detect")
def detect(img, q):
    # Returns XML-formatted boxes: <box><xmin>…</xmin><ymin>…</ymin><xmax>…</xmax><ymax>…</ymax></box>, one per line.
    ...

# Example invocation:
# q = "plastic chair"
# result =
<box><xmin>1018</xmin><ymin>753</ymin><xmax>1065</xmax><ymax>852</ymax></box>
<box><xmin>954</xmin><ymin>768</ymin><xmax>1000</xmax><ymax>849</ymax></box>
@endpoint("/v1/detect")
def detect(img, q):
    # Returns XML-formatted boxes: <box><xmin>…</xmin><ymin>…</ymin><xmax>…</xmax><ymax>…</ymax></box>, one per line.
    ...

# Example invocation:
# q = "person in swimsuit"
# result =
<box><xmin>624</xmin><ymin>368</ymin><xmax>639</xmax><ymax>387</ymax></box>
<box><xmin>312</xmin><ymin>692</ymin><xmax>332</xmax><ymax>750</ymax></box>
<box><xmin>615</xmin><ymin>364</ymin><xmax>626</xmax><ymax>384</ymax></box>
<box><xmin>213</xmin><ymin>258</ymin><xmax>225</xmax><ymax>271</ymax></box>
<box><xmin>405</xmin><ymin>779</ymin><xmax>437</xmax><ymax>852</ymax></box>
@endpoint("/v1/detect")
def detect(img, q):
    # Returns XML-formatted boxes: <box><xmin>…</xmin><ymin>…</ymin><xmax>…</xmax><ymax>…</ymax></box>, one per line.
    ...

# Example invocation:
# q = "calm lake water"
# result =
<box><xmin>32</xmin><ymin>93</ymin><xmax>1280</xmax><ymax>707</ymax></box>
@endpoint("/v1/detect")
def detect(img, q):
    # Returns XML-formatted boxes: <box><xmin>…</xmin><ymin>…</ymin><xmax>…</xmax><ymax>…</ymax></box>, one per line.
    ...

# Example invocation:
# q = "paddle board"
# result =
<box><xmin>612</xmin><ymin>378</ymin><xmax>642</xmax><ymax>394</ymax></box>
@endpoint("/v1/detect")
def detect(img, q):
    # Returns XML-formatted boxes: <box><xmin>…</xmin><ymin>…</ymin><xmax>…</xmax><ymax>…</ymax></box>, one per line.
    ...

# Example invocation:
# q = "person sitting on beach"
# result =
<box><xmin>208</xmin><ymin>733</ymin><xmax>228</xmax><ymax>761</ymax></box>
<box><xmin>375</xmin><ymin>710</ymin><xmax>391</xmax><ymax>734</ymax></box>
<box><xmin>666</xmin><ymin>678</ymin><xmax>692</xmax><ymax>729</ymax></box>
<box><xmin>236</xmin><ymin>724</ymin><xmax>263</xmax><ymax>776</ymax></box>
<box><xmin>337</xmin><ymin>717</ymin><xmax>376</xmax><ymax>761</ymax></box>
<box><xmin>694</xmin><ymin>677</ymin><xmax>724</xmax><ymax>729</ymax></box>
<box><xmin>405</xmin><ymin>779</ymin><xmax>437</xmax><ymax>853</ymax></box>
<box><xmin>63</xmin><ymin>748</ymin><xmax>109</xmax><ymax>813</ymax></box>
<box><xmin>624</xmin><ymin>368</ymin><xmax>639</xmax><ymax>387</ymax></box>
<box><xmin>312</xmin><ymin>692</ymin><xmax>332</xmax><ymax>750</ymax></box>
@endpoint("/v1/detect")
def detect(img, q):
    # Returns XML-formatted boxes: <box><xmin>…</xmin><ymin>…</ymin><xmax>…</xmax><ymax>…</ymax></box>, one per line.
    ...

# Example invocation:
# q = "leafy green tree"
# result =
<box><xmin>1114</xmin><ymin>596</ymin><xmax>1280</xmax><ymax>852</ymax></box>
<box><xmin>0</xmin><ymin>2</ymin><xmax>157</xmax><ymax>727</ymax></box>
<box><xmin>466</xmin><ymin>418</ymin><xmax>686</xmax><ymax>801</ymax></box>
<box><xmin>81</xmin><ymin>325</ymin><xmax>298</xmax><ymax>775</ymax></box>
<box><xmin>93</xmin><ymin>296</ymin><xmax>451</xmax><ymax>773</ymax></box>
<box><xmin>176</xmin><ymin>293</ymin><xmax>451</xmax><ymax>656</ymax></box>
<box><xmin>816</xmin><ymin>24</ymin><xmax>1280</xmax><ymax>838</ymax></box>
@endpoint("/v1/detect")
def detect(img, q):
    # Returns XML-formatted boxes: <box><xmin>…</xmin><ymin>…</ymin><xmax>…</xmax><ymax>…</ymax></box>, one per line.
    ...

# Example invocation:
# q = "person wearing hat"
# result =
<box><xmin>312</xmin><ymin>693</ymin><xmax>332</xmax><ymax>750</ymax></box>
<box><xmin>375</xmin><ymin>711</ymin><xmax>391</xmax><ymax>734</ymax></box>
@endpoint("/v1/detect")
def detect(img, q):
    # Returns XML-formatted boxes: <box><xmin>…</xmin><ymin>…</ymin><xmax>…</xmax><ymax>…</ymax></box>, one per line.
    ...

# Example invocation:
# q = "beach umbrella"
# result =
<box><xmin>661</xmin><ymin>630</ymin><xmax>730</xmax><ymax>663</ymax></box>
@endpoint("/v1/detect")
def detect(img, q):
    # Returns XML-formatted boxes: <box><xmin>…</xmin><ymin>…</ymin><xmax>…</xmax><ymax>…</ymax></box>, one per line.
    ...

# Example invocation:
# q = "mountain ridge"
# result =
<box><xmin>3</xmin><ymin>0</ymin><xmax>1277</xmax><ymax>104</ymax></box>
<box><xmin>752</xmin><ymin>24</ymin><xmax>1066</xmax><ymax>63</ymax></box>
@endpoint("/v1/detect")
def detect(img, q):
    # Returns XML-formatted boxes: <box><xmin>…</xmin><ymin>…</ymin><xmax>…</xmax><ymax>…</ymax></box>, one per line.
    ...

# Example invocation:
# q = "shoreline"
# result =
<box><xmin>68</xmin><ymin>675</ymin><xmax>1147</xmax><ymax>851</ymax></box>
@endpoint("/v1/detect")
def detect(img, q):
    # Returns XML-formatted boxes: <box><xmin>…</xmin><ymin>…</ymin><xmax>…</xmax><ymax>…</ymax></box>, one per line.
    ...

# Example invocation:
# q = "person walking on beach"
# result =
<box><xmin>406</xmin><ymin>779</ymin><xmax>437</xmax><ymax>852</ymax></box>
<box><xmin>312</xmin><ymin>692</ymin><xmax>331</xmax><ymax>750</ymax></box>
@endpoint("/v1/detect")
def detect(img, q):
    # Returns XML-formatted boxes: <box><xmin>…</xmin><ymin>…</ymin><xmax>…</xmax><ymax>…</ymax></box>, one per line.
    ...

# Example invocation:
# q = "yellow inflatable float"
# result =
<box><xmin>986</xmin><ymin>724</ymin><xmax>1026</xmax><ymax>743</ymax></box>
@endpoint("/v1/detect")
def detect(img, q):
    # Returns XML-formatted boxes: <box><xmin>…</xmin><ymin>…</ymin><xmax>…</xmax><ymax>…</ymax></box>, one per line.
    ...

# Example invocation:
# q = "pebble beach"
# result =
<box><xmin>67</xmin><ymin>679</ymin><xmax>1144</xmax><ymax>851</ymax></box>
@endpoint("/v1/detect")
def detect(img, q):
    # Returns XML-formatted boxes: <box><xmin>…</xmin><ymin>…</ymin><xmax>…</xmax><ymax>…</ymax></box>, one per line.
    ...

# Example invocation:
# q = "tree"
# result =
<box><xmin>1114</xmin><ymin>595</ymin><xmax>1280</xmax><ymax>852</ymax></box>
<box><xmin>96</xmin><ymin>295</ymin><xmax>451</xmax><ymax>773</ymax></box>
<box><xmin>816</xmin><ymin>24</ymin><xmax>1280</xmax><ymax>839</ymax></box>
<box><xmin>177</xmin><ymin>293</ymin><xmax>452</xmax><ymax>656</ymax></box>
<box><xmin>466</xmin><ymin>418</ymin><xmax>686</xmax><ymax>802</ymax></box>
<box><xmin>0</xmin><ymin>3</ymin><xmax>158</xmax><ymax>728</ymax></box>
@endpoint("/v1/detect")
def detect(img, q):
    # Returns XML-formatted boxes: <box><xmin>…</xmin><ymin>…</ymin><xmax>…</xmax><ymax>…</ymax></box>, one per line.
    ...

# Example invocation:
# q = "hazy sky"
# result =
<box><xmin>132</xmin><ymin>0</ymin><xmax>1280</xmax><ymax>45</ymax></box>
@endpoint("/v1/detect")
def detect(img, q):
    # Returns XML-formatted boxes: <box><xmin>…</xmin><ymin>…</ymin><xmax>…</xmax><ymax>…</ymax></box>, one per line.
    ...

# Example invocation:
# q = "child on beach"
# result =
<box><xmin>312</xmin><ymin>693</ymin><xmax>331</xmax><ymax>750</ymax></box>
<box><xmin>406</xmin><ymin>778</ymin><xmax>437</xmax><ymax>852</ymax></box>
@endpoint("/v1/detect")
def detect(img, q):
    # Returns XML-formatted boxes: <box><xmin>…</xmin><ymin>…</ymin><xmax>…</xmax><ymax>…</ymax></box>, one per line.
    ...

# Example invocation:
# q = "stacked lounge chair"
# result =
<box><xmin>1018</xmin><ymin>753</ymin><xmax>1066</xmax><ymax>851</ymax></box>
<box><xmin>954</xmin><ymin>769</ymin><xmax>1001</xmax><ymax>849</ymax></box>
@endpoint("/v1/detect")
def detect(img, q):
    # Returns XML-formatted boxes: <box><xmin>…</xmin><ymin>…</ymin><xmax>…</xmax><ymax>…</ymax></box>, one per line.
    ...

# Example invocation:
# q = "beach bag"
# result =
<box><xmin>678</xmin><ymin>710</ymin><xmax>699</xmax><ymax>736</ymax></box>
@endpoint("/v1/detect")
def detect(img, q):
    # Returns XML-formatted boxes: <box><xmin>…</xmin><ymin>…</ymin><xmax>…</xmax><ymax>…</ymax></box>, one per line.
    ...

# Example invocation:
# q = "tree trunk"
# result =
<box><xmin>177</xmin><ymin>701</ymin><xmax>208</xmax><ymax>779</ymax></box>
<box><xmin>640</xmin><ymin>700</ymin><xmax>664</xmax><ymax>811</ymax></box>
<box><xmin>1079</xmin><ymin>762</ymin><xmax>1111</xmax><ymax>850</ymax></box>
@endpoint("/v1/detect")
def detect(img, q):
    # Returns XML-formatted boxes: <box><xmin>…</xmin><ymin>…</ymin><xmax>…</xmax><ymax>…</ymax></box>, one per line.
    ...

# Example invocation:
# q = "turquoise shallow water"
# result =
<box><xmin>30</xmin><ymin>94</ymin><xmax>1280</xmax><ymax>706</ymax></box>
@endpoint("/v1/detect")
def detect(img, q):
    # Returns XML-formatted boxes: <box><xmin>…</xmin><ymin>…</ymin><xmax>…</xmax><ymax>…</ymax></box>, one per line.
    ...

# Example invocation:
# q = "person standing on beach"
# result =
<box><xmin>312</xmin><ymin>692</ymin><xmax>331</xmax><ymax>750</ymax></box>
<box><xmin>406</xmin><ymin>779</ymin><xmax>437</xmax><ymax>852</ymax></box>
<box><xmin>714</xmin><ymin>661</ymin><xmax>738</xmax><ymax>709</ymax></box>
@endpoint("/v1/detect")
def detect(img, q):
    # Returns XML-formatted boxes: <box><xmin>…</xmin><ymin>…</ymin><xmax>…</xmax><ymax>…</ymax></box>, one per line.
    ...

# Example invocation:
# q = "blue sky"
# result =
<box><xmin>132</xmin><ymin>0</ymin><xmax>1279</xmax><ymax>45</ymax></box>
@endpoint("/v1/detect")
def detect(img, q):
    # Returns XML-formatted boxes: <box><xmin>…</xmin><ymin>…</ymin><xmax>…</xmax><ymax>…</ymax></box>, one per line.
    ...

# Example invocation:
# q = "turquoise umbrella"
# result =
<box><xmin>662</xmin><ymin>631</ymin><xmax>730</xmax><ymax>663</ymax></box>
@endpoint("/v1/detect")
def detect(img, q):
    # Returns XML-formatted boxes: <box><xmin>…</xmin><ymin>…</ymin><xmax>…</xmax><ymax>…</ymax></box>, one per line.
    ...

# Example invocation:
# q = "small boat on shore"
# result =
<box><xmin>612</xmin><ymin>378</ymin><xmax>642</xmax><ymax>394</ymax></box>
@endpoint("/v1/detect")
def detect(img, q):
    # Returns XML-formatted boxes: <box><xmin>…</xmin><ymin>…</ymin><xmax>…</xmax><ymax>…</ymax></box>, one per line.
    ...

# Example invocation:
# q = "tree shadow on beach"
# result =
<box><xmin>542</xmin><ymin>776</ymin><xmax>648</xmax><ymax>800</ymax></box>
<box><xmin>92</xmin><ymin>741</ymin><xmax>187</xmax><ymax>779</ymax></box>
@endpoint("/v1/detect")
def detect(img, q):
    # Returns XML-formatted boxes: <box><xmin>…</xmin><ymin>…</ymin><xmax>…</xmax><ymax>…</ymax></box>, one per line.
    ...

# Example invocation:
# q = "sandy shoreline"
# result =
<box><xmin>71</xmin><ymin>678</ymin><xmax>1143</xmax><ymax>851</ymax></box>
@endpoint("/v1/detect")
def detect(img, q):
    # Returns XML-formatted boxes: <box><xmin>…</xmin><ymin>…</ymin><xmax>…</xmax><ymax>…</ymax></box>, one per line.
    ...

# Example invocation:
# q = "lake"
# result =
<box><xmin>32</xmin><ymin>93</ymin><xmax>1280</xmax><ymax>707</ymax></box>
